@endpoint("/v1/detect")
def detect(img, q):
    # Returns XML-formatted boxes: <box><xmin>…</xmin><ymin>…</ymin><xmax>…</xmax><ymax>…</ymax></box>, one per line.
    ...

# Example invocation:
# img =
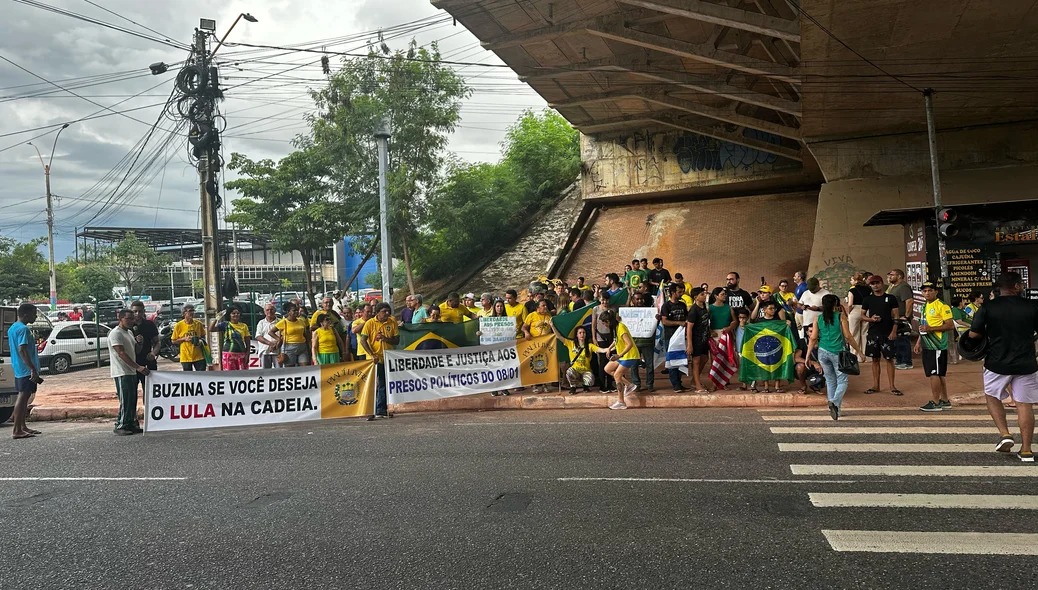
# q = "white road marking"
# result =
<box><xmin>758</xmin><ymin>406</ymin><xmax>989</xmax><ymax>413</ymax></box>
<box><xmin>810</xmin><ymin>493</ymin><xmax>1038</xmax><ymax>509</ymax></box>
<box><xmin>771</xmin><ymin>426</ymin><xmax>1017</xmax><ymax>434</ymax></box>
<box><xmin>791</xmin><ymin>464</ymin><xmax>1038</xmax><ymax>477</ymax></box>
<box><xmin>780</xmin><ymin>443</ymin><xmax>994</xmax><ymax>452</ymax></box>
<box><xmin>823</xmin><ymin>530</ymin><xmax>1038</xmax><ymax>555</ymax></box>
<box><xmin>0</xmin><ymin>477</ymin><xmax>187</xmax><ymax>481</ymax></box>
<box><xmin>763</xmin><ymin>415</ymin><xmax>1013</xmax><ymax>422</ymax></box>
<box><xmin>557</xmin><ymin>477</ymin><xmax>858</xmax><ymax>484</ymax></box>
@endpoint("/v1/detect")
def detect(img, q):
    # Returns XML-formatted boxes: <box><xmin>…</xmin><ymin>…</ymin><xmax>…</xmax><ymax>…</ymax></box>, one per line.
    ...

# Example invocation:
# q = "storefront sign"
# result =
<box><xmin>385</xmin><ymin>335</ymin><xmax>557</xmax><ymax>404</ymax></box>
<box><xmin>145</xmin><ymin>361</ymin><xmax>376</xmax><ymax>432</ymax></box>
<box><xmin>946</xmin><ymin>247</ymin><xmax>993</xmax><ymax>300</ymax></box>
<box><xmin>995</xmin><ymin>227</ymin><xmax>1038</xmax><ymax>243</ymax></box>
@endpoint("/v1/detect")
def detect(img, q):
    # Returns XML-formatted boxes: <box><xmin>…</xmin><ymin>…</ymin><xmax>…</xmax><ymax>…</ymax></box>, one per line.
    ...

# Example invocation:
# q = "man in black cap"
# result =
<box><xmin>969</xmin><ymin>272</ymin><xmax>1038</xmax><ymax>462</ymax></box>
<box><xmin>915</xmin><ymin>281</ymin><xmax>954</xmax><ymax>412</ymax></box>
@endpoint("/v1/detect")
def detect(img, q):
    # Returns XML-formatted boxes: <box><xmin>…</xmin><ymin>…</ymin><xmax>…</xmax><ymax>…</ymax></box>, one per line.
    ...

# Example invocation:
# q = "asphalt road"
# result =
<box><xmin>2</xmin><ymin>408</ymin><xmax>1037</xmax><ymax>589</ymax></box>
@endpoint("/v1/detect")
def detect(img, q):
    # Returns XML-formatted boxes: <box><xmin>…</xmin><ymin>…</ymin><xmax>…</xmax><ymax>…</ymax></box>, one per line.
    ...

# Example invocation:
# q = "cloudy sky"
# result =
<box><xmin>0</xmin><ymin>0</ymin><xmax>547</xmax><ymax>259</ymax></box>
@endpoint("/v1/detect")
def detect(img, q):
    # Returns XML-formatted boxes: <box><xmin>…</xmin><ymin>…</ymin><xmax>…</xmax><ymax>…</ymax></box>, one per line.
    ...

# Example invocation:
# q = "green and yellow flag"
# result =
<box><xmin>738</xmin><ymin>319</ymin><xmax>796</xmax><ymax>382</ymax></box>
<box><xmin>551</xmin><ymin>303</ymin><xmax>597</xmax><ymax>340</ymax></box>
<box><xmin>398</xmin><ymin>321</ymin><xmax>480</xmax><ymax>350</ymax></box>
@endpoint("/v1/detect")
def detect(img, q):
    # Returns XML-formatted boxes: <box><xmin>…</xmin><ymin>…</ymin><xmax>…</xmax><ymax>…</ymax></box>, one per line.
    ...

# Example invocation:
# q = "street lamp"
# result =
<box><xmin>28</xmin><ymin>122</ymin><xmax>71</xmax><ymax>311</ymax></box>
<box><xmin>212</xmin><ymin>13</ymin><xmax>259</xmax><ymax>57</ymax></box>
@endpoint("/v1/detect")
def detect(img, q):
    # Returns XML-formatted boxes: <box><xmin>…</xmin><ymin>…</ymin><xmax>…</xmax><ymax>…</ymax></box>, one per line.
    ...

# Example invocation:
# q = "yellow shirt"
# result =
<box><xmin>476</xmin><ymin>307</ymin><xmax>494</xmax><ymax>318</ymax></box>
<box><xmin>439</xmin><ymin>302</ymin><xmax>468</xmax><ymax>324</ymax></box>
<box><xmin>921</xmin><ymin>300</ymin><xmax>953</xmax><ymax>350</ymax></box>
<box><xmin>314</xmin><ymin>327</ymin><xmax>340</xmax><ymax>354</ymax></box>
<box><xmin>680</xmin><ymin>294</ymin><xmax>694</xmax><ymax>308</ymax></box>
<box><xmin>309</xmin><ymin>310</ymin><xmax>342</xmax><ymax>331</ymax></box>
<box><xmin>505</xmin><ymin>302</ymin><xmax>526</xmax><ymax>321</ymax></box>
<box><xmin>560</xmin><ymin>338</ymin><xmax>602</xmax><ymax>373</ymax></box>
<box><xmin>275</xmin><ymin>317</ymin><xmax>307</xmax><ymax>344</ymax></box>
<box><xmin>172</xmin><ymin>319</ymin><xmax>206</xmax><ymax>363</ymax></box>
<box><xmin>616</xmin><ymin>322</ymin><xmax>641</xmax><ymax>361</ymax></box>
<box><xmin>360</xmin><ymin>316</ymin><xmax>399</xmax><ymax>363</ymax></box>
<box><xmin>524</xmin><ymin>311</ymin><xmax>553</xmax><ymax>337</ymax></box>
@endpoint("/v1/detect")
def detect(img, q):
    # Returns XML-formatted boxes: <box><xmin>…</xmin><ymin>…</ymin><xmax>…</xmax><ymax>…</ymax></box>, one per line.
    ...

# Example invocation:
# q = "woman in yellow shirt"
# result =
<box><xmin>598</xmin><ymin>310</ymin><xmax>641</xmax><ymax>410</ymax></box>
<box><xmin>269</xmin><ymin>302</ymin><xmax>311</xmax><ymax>366</ymax></box>
<box><xmin>312</xmin><ymin>313</ymin><xmax>348</xmax><ymax>365</ymax></box>
<box><xmin>551</xmin><ymin>323</ymin><xmax>602</xmax><ymax>395</ymax></box>
<box><xmin>522</xmin><ymin>300</ymin><xmax>553</xmax><ymax>339</ymax></box>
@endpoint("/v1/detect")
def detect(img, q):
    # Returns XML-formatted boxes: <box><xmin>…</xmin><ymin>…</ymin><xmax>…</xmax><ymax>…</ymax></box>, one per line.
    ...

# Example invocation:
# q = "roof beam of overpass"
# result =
<box><xmin>578</xmin><ymin>113</ymin><xmax>802</xmax><ymax>161</ymax></box>
<box><xmin>485</xmin><ymin>15</ymin><xmax>800</xmax><ymax>85</ymax></box>
<box><xmin>616</xmin><ymin>0</ymin><xmax>800</xmax><ymax>42</ymax></box>
<box><xmin>520</xmin><ymin>55</ymin><xmax>801</xmax><ymax>116</ymax></box>
<box><xmin>550</xmin><ymin>88</ymin><xmax>800</xmax><ymax>140</ymax></box>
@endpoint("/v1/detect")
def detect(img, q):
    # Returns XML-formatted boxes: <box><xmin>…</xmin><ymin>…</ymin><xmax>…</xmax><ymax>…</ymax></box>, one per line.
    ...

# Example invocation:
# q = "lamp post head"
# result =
<box><xmin>242</xmin><ymin>13</ymin><xmax>258</xmax><ymax>22</ymax></box>
<box><xmin>373</xmin><ymin>116</ymin><xmax>392</xmax><ymax>139</ymax></box>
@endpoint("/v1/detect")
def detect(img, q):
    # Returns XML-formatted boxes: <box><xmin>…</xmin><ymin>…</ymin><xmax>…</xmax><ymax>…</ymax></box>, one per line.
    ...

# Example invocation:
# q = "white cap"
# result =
<box><xmin>464</xmin><ymin>292</ymin><xmax>475</xmax><ymax>299</ymax></box>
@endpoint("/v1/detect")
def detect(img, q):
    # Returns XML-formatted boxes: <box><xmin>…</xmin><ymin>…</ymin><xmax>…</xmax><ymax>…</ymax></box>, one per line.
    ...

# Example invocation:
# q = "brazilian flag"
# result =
<box><xmin>609</xmin><ymin>289</ymin><xmax>629</xmax><ymax>306</ymax></box>
<box><xmin>738</xmin><ymin>319</ymin><xmax>796</xmax><ymax>382</ymax></box>
<box><xmin>551</xmin><ymin>303</ymin><xmax>597</xmax><ymax>363</ymax></box>
<box><xmin>399</xmin><ymin>321</ymin><xmax>480</xmax><ymax>350</ymax></box>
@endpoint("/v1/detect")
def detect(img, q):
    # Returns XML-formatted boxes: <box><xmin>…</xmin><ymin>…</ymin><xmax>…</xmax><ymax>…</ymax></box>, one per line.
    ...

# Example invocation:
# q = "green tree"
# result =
<box><xmin>76</xmin><ymin>264</ymin><xmax>119</xmax><ymax>301</ymax></box>
<box><xmin>226</xmin><ymin>148</ymin><xmax>342</xmax><ymax>309</ymax></box>
<box><xmin>306</xmin><ymin>40</ymin><xmax>469</xmax><ymax>287</ymax></box>
<box><xmin>109</xmin><ymin>233</ymin><xmax>172</xmax><ymax>297</ymax></box>
<box><xmin>363</xmin><ymin>264</ymin><xmax>408</xmax><ymax>292</ymax></box>
<box><xmin>0</xmin><ymin>237</ymin><xmax>48</xmax><ymax>302</ymax></box>
<box><xmin>191</xmin><ymin>278</ymin><xmax>204</xmax><ymax>298</ymax></box>
<box><xmin>502</xmin><ymin>109</ymin><xmax>580</xmax><ymax>203</ymax></box>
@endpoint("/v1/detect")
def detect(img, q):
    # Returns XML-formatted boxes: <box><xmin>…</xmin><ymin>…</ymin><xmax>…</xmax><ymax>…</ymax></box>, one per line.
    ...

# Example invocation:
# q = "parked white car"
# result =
<box><xmin>37</xmin><ymin>321</ymin><xmax>112</xmax><ymax>374</ymax></box>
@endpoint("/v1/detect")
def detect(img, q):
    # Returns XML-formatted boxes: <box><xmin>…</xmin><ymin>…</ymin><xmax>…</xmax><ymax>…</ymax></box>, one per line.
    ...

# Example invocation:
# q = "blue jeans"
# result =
<box><xmin>817</xmin><ymin>349</ymin><xmax>849</xmax><ymax>409</ymax></box>
<box><xmin>895</xmin><ymin>334</ymin><xmax>913</xmax><ymax>366</ymax></box>
<box><xmin>630</xmin><ymin>342</ymin><xmax>655</xmax><ymax>388</ymax></box>
<box><xmin>375</xmin><ymin>363</ymin><xmax>388</xmax><ymax>416</ymax></box>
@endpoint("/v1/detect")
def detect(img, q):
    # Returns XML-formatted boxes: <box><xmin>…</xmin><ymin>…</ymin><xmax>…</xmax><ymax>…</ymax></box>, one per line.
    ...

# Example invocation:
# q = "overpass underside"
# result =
<box><xmin>435</xmin><ymin>0</ymin><xmax>1038</xmax><ymax>288</ymax></box>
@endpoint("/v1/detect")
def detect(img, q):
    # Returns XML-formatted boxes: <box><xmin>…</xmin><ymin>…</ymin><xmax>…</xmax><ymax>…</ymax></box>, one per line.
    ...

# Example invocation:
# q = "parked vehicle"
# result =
<box><xmin>144</xmin><ymin>302</ymin><xmax>163</xmax><ymax>322</ymax></box>
<box><xmin>95</xmin><ymin>299</ymin><xmax>126</xmax><ymax>327</ymax></box>
<box><xmin>1</xmin><ymin>306</ymin><xmax>53</xmax><ymax>423</ymax></box>
<box><xmin>37</xmin><ymin>321</ymin><xmax>111</xmax><ymax>374</ymax></box>
<box><xmin>158</xmin><ymin>319</ymin><xmax>178</xmax><ymax>362</ymax></box>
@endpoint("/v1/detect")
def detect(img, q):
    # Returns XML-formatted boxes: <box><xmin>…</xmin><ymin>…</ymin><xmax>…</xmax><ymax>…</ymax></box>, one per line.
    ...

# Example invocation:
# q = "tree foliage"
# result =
<box><xmin>57</xmin><ymin>261</ymin><xmax>118</xmax><ymax>302</ymax></box>
<box><xmin>109</xmin><ymin>233</ymin><xmax>172</xmax><ymax>297</ymax></box>
<box><xmin>226</xmin><ymin>147</ymin><xmax>343</xmax><ymax>308</ymax></box>
<box><xmin>0</xmin><ymin>237</ymin><xmax>48</xmax><ymax>302</ymax></box>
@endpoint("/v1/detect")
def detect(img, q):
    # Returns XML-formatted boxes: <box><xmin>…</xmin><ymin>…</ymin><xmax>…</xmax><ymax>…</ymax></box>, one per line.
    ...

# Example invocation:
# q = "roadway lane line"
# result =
<box><xmin>810</xmin><ymin>493</ymin><xmax>1038</xmax><ymax>509</ymax></box>
<box><xmin>557</xmin><ymin>477</ymin><xmax>858</xmax><ymax>484</ymax></box>
<box><xmin>763</xmin><ymin>415</ymin><xmax>1013</xmax><ymax>422</ymax></box>
<box><xmin>452</xmin><ymin>421</ymin><xmax>737</xmax><ymax>426</ymax></box>
<box><xmin>780</xmin><ymin>443</ymin><xmax>993</xmax><ymax>452</ymax></box>
<box><xmin>758</xmin><ymin>407</ymin><xmax>989</xmax><ymax>413</ymax></box>
<box><xmin>771</xmin><ymin>426</ymin><xmax>1017</xmax><ymax>434</ymax></box>
<box><xmin>791</xmin><ymin>465</ymin><xmax>1038</xmax><ymax>477</ymax></box>
<box><xmin>822</xmin><ymin>530</ymin><xmax>1038</xmax><ymax>555</ymax></box>
<box><xmin>0</xmin><ymin>477</ymin><xmax>187</xmax><ymax>481</ymax></box>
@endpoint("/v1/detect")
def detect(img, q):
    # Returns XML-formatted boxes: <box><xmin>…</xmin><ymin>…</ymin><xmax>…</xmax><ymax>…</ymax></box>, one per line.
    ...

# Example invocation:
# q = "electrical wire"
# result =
<box><xmin>10</xmin><ymin>0</ymin><xmax>191</xmax><ymax>50</ymax></box>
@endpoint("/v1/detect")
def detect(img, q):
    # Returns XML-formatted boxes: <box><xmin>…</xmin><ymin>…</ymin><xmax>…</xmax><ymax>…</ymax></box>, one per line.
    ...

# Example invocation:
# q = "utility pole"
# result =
<box><xmin>374</xmin><ymin>116</ymin><xmax>393</xmax><ymax>305</ymax></box>
<box><xmin>191</xmin><ymin>26</ymin><xmax>223</xmax><ymax>366</ymax></box>
<box><xmin>924</xmin><ymin>88</ymin><xmax>949</xmax><ymax>299</ymax></box>
<box><xmin>29</xmin><ymin>122</ymin><xmax>69</xmax><ymax>311</ymax></box>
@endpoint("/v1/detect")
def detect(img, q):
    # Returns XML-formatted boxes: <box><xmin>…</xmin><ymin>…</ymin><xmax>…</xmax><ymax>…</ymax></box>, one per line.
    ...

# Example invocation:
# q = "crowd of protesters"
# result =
<box><xmin>9</xmin><ymin>256</ymin><xmax>1033</xmax><ymax>462</ymax></box>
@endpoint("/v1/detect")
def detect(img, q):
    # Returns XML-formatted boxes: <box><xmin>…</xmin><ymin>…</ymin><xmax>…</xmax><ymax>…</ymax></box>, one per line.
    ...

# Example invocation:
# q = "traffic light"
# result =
<box><xmin>938</xmin><ymin>208</ymin><xmax>959</xmax><ymax>237</ymax></box>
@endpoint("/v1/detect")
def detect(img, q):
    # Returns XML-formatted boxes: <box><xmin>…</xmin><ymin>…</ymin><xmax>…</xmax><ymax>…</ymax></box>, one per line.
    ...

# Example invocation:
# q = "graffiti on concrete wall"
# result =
<box><xmin>811</xmin><ymin>254</ymin><xmax>867</xmax><ymax>292</ymax></box>
<box><xmin>672</xmin><ymin>129</ymin><xmax>782</xmax><ymax>174</ymax></box>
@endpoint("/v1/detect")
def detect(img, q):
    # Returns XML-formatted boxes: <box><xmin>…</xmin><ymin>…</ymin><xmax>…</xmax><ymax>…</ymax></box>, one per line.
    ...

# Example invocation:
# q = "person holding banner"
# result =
<box><xmin>109</xmin><ymin>309</ymin><xmax>149</xmax><ymax>435</ymax></box>
<box><xmin>551</xmin><ymin>323</ymin><xmax>597</xmax><ymax>394</ymax></box>
<box><xmin>270</xmin><ymin>302</ymin><xmax>311</xmax><ymax>367</ymax></box>
<box><xmin>208</xmin><ymin>305</ymin><xmax>252</xmax><ymax>371</ymax></box>
<box><xmin>312</xmin><ymin>313</ymin><xmax>350</xmax><ymax>365</ymax></box>
<box><xmin>523</xmin><ymin>299</ymin><xmax>556</xmax><ymax>393</ymax></box>
<box><xmin>360</xmin><ymin>302</ymin><xmax>399</xmax><ymax>420</ymax></box>
<box><xmin>599</xmin><ymin>310</ymin><xmax>641</xmax><ymax>409</ymax></box>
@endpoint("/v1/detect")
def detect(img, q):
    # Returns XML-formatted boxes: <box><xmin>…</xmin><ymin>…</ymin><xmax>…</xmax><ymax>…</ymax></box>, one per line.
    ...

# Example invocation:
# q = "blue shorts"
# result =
<box><xmin>15</xmin><ymin>376</ymin><xmax>38</xmax><ymax>394</ymax></box>
<box><xmin>618</xmin><ymin>359</ymin><xmax>639</xmax><ymax>368</ymax></box>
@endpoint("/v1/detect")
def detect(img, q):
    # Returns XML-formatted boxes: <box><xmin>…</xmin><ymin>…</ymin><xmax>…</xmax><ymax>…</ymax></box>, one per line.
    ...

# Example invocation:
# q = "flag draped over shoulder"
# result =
<box><xmin>398</xmin><ymin>321</ymin><xmax>480</xmax><ymax>350</ymax></box>
<box><xmin>664</xmin><ymin>326</ymin><xmax>688</xmax><ymax>375</ymax></box>
<box><xmin>737</xmin><ymin>320</ymin><xmax>796</xmax><ymax>382</ymax></box>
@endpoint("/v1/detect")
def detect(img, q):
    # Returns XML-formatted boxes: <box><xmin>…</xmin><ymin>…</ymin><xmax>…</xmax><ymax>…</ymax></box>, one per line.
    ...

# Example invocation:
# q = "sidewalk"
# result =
<box><xmin>21</xmin><ymin>358</ymin><xmax>991</xmax><ymax>422</ymax></box>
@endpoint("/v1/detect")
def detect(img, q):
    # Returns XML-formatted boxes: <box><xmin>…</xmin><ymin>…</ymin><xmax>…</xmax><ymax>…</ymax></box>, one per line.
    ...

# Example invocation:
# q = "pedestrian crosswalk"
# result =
<box><xmin>761</xmin><ymin>407</ymin><xmax>1038</xmax><ymax>556</ymax></box>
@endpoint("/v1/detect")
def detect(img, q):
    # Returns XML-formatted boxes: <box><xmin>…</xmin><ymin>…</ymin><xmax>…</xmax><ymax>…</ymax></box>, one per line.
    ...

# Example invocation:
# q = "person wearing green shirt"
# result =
<box><xmin>624</xmin><ymin>259</ymin><xmax>648</xmax><ymax>290</ymax></box>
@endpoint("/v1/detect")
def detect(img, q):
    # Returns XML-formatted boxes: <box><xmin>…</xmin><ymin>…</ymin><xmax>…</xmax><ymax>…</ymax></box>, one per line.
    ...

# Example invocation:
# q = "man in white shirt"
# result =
<box><xmin>254</xmin><ymin>303</ymin><xmax>280</xmax><ymax>369</ymax></box>
<box><xmin>109</xmin><ymin>309</ymin><xmax>150</xmax><ymax>436</ymax></box>
<box><xmin>797</xmin><ymin>277</ymin><xmax>830</xmax><ymax>332</ymax></box>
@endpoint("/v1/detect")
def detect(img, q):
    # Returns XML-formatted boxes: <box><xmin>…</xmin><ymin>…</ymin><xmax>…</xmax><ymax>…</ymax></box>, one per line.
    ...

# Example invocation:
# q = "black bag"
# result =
<box><xmin>838</xmin><ymin>348</ymin><xmax>860</xmax><ymax>375</ymax></box>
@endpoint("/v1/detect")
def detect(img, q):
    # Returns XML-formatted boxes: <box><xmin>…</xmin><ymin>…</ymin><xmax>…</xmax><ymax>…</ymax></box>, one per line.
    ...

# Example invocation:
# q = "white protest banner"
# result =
<box><xmin>386</xmin><ymin>335</ymin><xmax>557</xmax><ymax>404</ymax></box>
<box><xmin>145</xmin><ymin>361</ymin><xmax>375</xmax><ymax>432</ymax></box>
<box><xmin>618</xmin><ymin>306</ymin><xmax>659</xmax><ymax>338</ymax></box>
<box><xmin>479</xmin><ymin>316</ymin><xmax>517</xmax><ymax>345</ymax></box>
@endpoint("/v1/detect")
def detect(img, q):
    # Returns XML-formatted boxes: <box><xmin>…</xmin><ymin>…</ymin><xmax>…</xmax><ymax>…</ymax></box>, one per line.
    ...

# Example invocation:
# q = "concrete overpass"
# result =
<box><xmin>433</xmin><ymin>0</ymin><xmax>1038</xmax><ymax>291</ymax></box>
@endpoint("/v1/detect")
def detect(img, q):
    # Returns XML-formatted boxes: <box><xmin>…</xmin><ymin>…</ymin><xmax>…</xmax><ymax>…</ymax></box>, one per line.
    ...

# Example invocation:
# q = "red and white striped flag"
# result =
<box><xmin>709</xmin><ymin>331</ymin><xmax>736</xmax><ymax>389</ymax></box>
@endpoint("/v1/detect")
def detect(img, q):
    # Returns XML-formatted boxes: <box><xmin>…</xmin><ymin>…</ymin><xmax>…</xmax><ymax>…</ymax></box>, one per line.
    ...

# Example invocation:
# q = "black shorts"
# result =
<box><xmin>865</xmin><ymin>333</ymin><xmax>895</xmax><ymax>360</ymax></box>
<box><xmin>921</xmin><ymin>348</ymin><xmax>948</xmax><ymax>377</ymax></box>
<box><xmin>691</xmin><ymin>341</ymin><xmax>709</xmax><ymax>357</ymax></box>
<box><xmin>15</xmin><ymin>376</ymin><xmax>38</xmax><ymax>394</ymax></box>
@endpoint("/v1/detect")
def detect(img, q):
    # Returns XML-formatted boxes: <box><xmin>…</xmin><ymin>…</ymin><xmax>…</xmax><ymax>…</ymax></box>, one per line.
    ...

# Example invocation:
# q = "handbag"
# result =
<box><xmin>838</xmin><ymin>346</ymin><xmax>860</xmax><ymax>375</ymax></box>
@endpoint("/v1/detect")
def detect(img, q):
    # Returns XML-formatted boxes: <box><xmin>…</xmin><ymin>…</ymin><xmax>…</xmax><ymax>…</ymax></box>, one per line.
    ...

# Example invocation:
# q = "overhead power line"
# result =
<box><xmin>10</xmin><ymin>0</ymin><xmax>191</xmax><ymax>50</ymax></box>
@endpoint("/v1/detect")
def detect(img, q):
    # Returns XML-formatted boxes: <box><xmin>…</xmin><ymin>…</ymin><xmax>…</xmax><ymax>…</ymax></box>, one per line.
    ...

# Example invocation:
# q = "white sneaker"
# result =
<box><xmin>609</xmin><ymin>401</ymin><xmax>627</xmax><ymax>410</ymax></box>
<box><xmin>623</xmin><ymin>383</ymin><xmax>637</xmax><ymax>397</ymax></box>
